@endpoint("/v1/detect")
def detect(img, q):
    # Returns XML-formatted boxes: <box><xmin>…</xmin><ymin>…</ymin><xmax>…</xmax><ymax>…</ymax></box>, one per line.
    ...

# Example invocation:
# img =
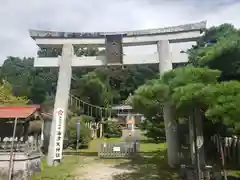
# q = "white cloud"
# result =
<box><xmin>0</xmin><ymin>0</ymin><xmax>240</xmax><ymax>64</ymax></box>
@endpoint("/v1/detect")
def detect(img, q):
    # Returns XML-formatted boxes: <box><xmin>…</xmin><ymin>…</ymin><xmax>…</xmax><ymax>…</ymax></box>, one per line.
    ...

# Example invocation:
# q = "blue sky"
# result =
<box><xmin>0</xmin><ymin>0</ymin><xmax>240</xmax><ymax>65</ymax></box>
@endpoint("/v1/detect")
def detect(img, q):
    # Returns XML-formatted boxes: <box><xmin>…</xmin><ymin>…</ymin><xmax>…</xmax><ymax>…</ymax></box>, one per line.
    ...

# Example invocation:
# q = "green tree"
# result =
<box><xmin>72</xmin><ymin>71</ymin><xmax>112</xmax><ymax>107</ymax></box>
<box><xmin>128</xmin><ymin>66</ymin><xmax>221</xmax><ymax>139</ymax></box>
<box><xmin>0</xmin><ymin>56</ymin><xmax>58</xmax><ymax>104</ymax></box>
<box><xmin>189</xmin><ymin>23</ymin><xmax>240</xmax><ymax>81</ymax></box>
<box><xmin>103</xmin><ymin>120</ymin><xmax>122</xmax><ymax>138</ymax></box>
<box><xmin>0</xmin><ymin>79</ymin><xmax>28</xmax><ymax>105</ymax></box>
<box><xmin>127</xmin><ymin>78</ymin><xmax>168</xmax><ymax>139</ymax></box>
<box><xmin>203</xmin><ymin>81</ymin><xmax>240</xmax><ymax>126</ymax></box>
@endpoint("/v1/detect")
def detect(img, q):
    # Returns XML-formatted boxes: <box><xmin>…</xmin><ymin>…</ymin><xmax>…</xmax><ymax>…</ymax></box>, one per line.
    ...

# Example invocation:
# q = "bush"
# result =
<box><xmin>141</xmin><ymin>119</ymin><xmax>166</xmax><ymax>142</ymax></box>
<box><xmin>64</xmin><ymin>116</ymin><xmax>92</xmax><ymax>149</ymax></box>
<box><xmin>104</xmin><ymin>120</ymin><xmax>122</xmax><ymax>138</ymax></box>
<box><xmin>80</xmin><ymin>115</ymin><xmax>94</xmax><ymax>123</ymax></box>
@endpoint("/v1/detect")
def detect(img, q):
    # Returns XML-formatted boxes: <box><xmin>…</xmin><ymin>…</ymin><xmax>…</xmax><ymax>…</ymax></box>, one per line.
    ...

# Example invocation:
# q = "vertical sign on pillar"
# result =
<box><xmin>105</xmin><ymin>35</ymin><xmax>123</xmax><ymax>65</ymax></box>
<box><xmin>53</xmin><ymin>108</ymin><xmax>65</xmax><ymax>160</ymax></box>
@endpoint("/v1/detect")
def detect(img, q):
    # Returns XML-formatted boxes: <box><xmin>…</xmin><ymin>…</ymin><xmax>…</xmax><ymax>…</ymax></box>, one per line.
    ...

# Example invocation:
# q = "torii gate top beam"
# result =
<box><xmin>29</xmin><ymin>21</ymin><xmax>206</xmax><ymax>48</ymax></box>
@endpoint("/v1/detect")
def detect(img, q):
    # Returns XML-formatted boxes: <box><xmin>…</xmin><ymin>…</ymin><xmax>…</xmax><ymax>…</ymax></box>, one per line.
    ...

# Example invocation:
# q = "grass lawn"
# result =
<box><xmin>32</xmin><ymin>137</ymin><xmax>178</xmax><ymax>180</ymax></box>
<box><xmin>32</xmin><ymin>156</ymin><xmax>78</xmax><ymax>180</ymax></box>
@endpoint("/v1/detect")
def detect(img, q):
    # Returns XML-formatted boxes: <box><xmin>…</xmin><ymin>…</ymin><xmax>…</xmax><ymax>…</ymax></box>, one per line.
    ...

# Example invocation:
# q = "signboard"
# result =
<box><xmin>105</xmin><ymin>35</ymin><xmax>123</xmax><ymax>65</ymax></box>
<box><xmin>53</xmin><ymin>108</ymin><xmax>65</xmax><ymax>160</ymax></box>
<box><xmin>113</xmin><ymin>147</ymin><xmax>121</xmax><ymax>152</ymax></box>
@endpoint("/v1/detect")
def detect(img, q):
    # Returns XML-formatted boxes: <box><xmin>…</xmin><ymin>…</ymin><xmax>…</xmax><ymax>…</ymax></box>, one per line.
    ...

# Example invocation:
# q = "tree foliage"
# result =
<box><xmin>129</xmin><ymin>22</ymin><xmax>240</xmax><ymax>138</ymax></box>
<box><xmin>203</xmin><ymin>81</ymin><xmax>240</xmax><ymax>125</ymax></box>
<box><xmin>103</xmin><ymin>120</ymin><xmax>122</xmax><ymax>138</ymax></box>
<box><xmin>189</xmin><ymin>23</ymin><xmax>240</xmax><ymax>80</ymax></box>
<box><xmin>0</xmin><ymin>79</ymin><xmax>28</xmax><ymax>105</ymax></box>
<box><xmin>65</xmin><ymin>116</ymin><xmax>92</xmax><ymax>149</ymax></box>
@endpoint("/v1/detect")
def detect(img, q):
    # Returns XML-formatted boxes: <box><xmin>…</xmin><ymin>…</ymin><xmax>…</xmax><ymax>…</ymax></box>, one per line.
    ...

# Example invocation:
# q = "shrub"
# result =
<box><xmin>80</xmin><ymin>115</ymin><xmax>94</xmax><ymax>123</ymax></box>
<box><xmin>64</xmin><ymin>116</ymin><xmax>92</xmax><ymax>149</ymax></box>
<box><xmin>141</xmin><ymin>119</ymin><xmax>166</xmax><ymax>142</ymax></box>
<box><xmin>104</xmin><ymin>120</ymin><xmax>122</xmax><ymax>138</ymax></box>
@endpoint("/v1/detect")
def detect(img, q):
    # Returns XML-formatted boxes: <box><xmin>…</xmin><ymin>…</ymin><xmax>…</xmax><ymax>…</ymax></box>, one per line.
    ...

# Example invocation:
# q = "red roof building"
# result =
<box><xmin>0</xmin><ymin>105</ymin><xmax>41</xmax><ymax>119</ymax></box>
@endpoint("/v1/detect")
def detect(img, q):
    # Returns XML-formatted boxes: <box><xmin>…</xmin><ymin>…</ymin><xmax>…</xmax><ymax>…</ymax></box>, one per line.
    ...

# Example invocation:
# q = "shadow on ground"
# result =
<box><xmin>111</xmin><ymin>150</ymin><xmax>179</xmax><ymax>180</ymax></box>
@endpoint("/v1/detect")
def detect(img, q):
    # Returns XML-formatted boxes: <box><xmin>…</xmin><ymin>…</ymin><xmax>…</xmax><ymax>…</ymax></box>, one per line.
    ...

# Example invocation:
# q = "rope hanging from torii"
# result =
<box><xmin>68</xmin><ymin>94</ymin><xmax>113</xmax><ymax>119</ymax></box>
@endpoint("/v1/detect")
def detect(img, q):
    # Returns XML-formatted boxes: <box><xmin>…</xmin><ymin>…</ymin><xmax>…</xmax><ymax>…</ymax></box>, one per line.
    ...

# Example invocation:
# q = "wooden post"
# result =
<box><xmin>23</xmin><ymin>121</ymin><xmax>29</xmax><ymax>142</ymax></box>
<box><xmin>189</xmin><ymin>115</ymin><xmax>195</xmax><ymax>164</ymax></box>
<box><xmin>8</xmin><ymin>117</ymin><xmax>18</xmax><ymax>180</ymax></box>
<box><xmin>100</xmin><ymin>119</ymin><xmax>103</xmax><ymax>138</ymax></box>
<box><xmin>237</xmin><ymin>138</ymin><xmax>240</xmax><ymax>166</ymax></box>
<box><xmin>233</xmin><ymin>137</ymin><xmax>237</xmax><ymax>165</ymax></box>
<box><xmin>94</xmin><ymin>122</ymin><xmax>97</xmax><ymax>139</ymax></box>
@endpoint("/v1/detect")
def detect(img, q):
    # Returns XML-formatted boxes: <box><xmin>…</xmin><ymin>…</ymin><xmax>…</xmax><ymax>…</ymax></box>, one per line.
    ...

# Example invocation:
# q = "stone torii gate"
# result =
<box><xmin>29</xmin><ymin>21</ymin><xmax>206</xmax><ymax>166</ymax></box>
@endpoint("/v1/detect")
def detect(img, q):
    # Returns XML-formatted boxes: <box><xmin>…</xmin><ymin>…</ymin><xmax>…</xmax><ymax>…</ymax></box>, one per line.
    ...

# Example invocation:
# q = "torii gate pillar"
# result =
<box><xmin>157</xmin><ymin>40</ymin><xmax>179</xmax><ymax>167</ymax></box>
<box><xmin>47</xmin><ymin>44</ymin><xmax>73</xmax><ymax>166</ymax></box>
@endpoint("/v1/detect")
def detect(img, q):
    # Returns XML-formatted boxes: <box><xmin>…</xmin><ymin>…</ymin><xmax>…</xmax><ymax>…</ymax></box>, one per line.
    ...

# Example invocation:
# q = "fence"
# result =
<box><xmin>98</xmin><ymin>142</ymin><xmax>140</xmax><ymax>158</ymax></box>
<box><xmin>211</xmin><ymin>135</ymin><xmax>240</xmax><ymax>167</ymax></box>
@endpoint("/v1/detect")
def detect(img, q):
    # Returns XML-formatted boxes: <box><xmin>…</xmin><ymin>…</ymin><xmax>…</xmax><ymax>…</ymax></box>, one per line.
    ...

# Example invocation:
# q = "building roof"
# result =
<box><xmin>0</xmin><ymin>105</ymin><xmax>41</xmax><ymax>119</ymax></box>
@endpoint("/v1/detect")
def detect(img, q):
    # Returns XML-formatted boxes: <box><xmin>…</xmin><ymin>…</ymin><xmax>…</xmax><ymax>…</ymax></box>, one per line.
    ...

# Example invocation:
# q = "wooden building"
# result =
<box><xmin>0</xmin><ymin>105</ymin><xmax>45</xmax><ymax>179</ymax></box>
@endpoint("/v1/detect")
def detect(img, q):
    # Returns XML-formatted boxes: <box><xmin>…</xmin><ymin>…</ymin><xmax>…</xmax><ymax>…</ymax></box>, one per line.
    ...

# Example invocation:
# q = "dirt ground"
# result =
<box><xmin>72</xmin><ymin>157</ymin><xmax>133</xmax><ymax>180</ymax></box>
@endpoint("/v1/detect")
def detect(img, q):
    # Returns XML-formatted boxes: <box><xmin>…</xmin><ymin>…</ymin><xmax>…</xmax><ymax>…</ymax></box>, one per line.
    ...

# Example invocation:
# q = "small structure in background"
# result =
<box><xmin>111</xmin><ymin>104</ymin><xmax>144</xmax><ymax>129</ymax></box>
<box><xmin>0</xmin><ymin>105</ymin><xmax>44</xmax><ymax>180</ymax></box>
<box><xmin>111</xmin><ymin>105</ymin><xmax>144</xmax><ymax>141</ymax></box>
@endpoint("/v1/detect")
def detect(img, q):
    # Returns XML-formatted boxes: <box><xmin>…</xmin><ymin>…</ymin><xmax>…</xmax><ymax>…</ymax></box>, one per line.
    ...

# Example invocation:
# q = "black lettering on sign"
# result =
<box><xmin>56</xmin><ymin>153</ymin><xmax>60</xmax><ymax>157</ymax></box>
